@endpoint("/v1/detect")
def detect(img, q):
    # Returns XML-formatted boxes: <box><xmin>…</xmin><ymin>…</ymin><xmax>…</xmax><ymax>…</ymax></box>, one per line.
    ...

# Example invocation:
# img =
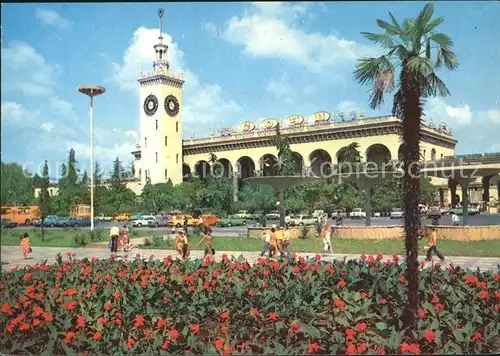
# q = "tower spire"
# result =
<box><xmin>153</xmin><ymin>7</ymin><xmax>169</xmax><ymax>73</ymax></box>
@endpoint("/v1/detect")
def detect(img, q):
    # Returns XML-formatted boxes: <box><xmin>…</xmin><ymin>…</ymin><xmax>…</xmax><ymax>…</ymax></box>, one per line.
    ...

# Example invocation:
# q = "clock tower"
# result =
<box><xmin>133</xmin><ymin>8</ymin><xmax>185</xmax><ymax>186</ymax></box>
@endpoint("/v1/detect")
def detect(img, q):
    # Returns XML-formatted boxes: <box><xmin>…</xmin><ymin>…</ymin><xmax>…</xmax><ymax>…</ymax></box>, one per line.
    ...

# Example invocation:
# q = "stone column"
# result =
<box><xmin>365</xmin><ymin>188</ymin><xmax>372</xmax><ymax>227</ymax></box>
<box><xmin>278</xmin><ymin>188</ymin><xmax>286</xmax><ymax>228</ymax></box>
<box><xmin>439</xmin><ymin>188</ymin><xmax>445</xmax><ymax>208</ymax></box>
<box><xmin>448</xmin><ymin>179</ymin><xmax>458</xmax><ymax>208</ymax></box>
<box><xmin>457</xmin><ymin>177</ymin><xmax>476</xmax><ymax>226</ymax></box>
<box><xmin>232</xmin><ymin>171</ymin><xmax>239</xmax><ymax>202</ymax></box>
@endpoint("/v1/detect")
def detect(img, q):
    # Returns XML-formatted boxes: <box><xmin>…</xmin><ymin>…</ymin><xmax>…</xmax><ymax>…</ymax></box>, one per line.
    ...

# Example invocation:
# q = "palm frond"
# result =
<box><xmin>421</xmin><ymin>72</ymin><xmax>451</xmax><ymax>97</ymax></box>
<box><xmin>424</xmin><ymin>17</ymin><xmax>445</xmax><ymax>35</ymax></box>
<box><xmin>361</xmin><ymin>32</ymin><xmax>395</xmax><ymax>48</ymax></box>
<box><xmin>425</xmin><ymin>39</ymin><xmax>431</xmax><ymax>59</ymax></box>
<box><xmin>435</xmin><ymin>48</ymin><xmax>443</xmax><ymax>68</ymax></box>
<box><xmin>412</xmin><ymin>4</ymin><xmax>435</xmax><ymax>52</ymax></box>
<box><xmin>406</xmin><ymin>56</ymin><xmax>433</xmax><ymax>77</ymax></box>
<box><xmin>430</xmin><ymin>32</ymin><xmax>454</xmax><ymax>48</ymax></box>
<box><xmin>440</xmin><ymin>46</ymin><xmax>459</xmax><ymax>70</ymax></box>
<box><xmin>354</xmin><ymin>55</ymin><xmax>394</xmax><ymax>86</ymax></box>
<box><xmin>389</xmin><ymin>12</ymin><xmax>402</xmax><ymax>31</ymax></box>
<box><xmin>376</xmin><ymin>19</ymin><xmax>400</xmax><ymax>35</ymax></box>
<box><xmin>368</xmin><ymin>88</ymin><xmax>386</xmax><ymax>110</ymax></box>
<box><xmin>388</xmin><ymin>44</ymin><xmax>409</xmax><ymax>59</ymax></box>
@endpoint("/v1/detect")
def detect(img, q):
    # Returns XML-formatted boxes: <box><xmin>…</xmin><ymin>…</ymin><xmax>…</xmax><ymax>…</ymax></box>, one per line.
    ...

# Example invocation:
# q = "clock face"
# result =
<box><xmin>164</xmin><ymin>95</ymin><xmax>180</xmax><ymax>117</ymax></box>
<box><xmin>143</xmin><ymin>95</ymin><xmax>158</xmax><ymax>116</ymax></box>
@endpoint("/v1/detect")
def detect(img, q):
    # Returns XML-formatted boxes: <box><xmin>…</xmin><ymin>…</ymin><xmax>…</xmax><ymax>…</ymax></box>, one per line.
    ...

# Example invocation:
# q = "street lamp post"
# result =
<box><xmin>78</xmin><ymin>85</ymin><xmax>106</xmax><ymax>232</ymax></box>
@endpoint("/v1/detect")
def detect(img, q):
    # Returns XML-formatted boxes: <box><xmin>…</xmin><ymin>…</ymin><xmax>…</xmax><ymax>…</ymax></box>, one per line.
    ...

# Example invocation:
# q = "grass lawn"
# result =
<box><xmin>2</xmin><ymin>228</ymin><xmax>500</xmax><ymax>257</ymax></box>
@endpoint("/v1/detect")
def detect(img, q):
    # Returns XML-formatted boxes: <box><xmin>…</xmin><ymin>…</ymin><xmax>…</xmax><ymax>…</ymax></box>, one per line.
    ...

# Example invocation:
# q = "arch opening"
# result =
<box><xmin>259</xmin><ymin>154</ymin><xmax>279</xmax><ymax>176</ymax></box>
<box><xmin>182</xmin><ymin>163</ymin><xmax>191</xmax><ymax>181</ymax></box>
<box><xmin>212</xmin><ymin>158</ymin><xmax>233</xmax><ymax>178</ymax></box>
<box><xmin>236</xmin><ymin>156</ymin><xmax>255</xmax><ymax>179</ymax></box>
<box><xmin>309</xmin><ymin>149</ymin><xmax>332</xmax><ymax>178</ymax></box>
<box><xmin>366</xmin><ymin>144</ymin><xmax>392</xmax><ymax>165</ymax></box>
<box><xmin>291</xmin><ymin>152</ymin><xmax>304</xmax><ymax>174</ymax></box>
<box><xmin>194</xmin><ymin>160</ymin><xmax>210</xmax><ymax>180</ymax></box>
<box><xmin>431</xmin><ymin>148</ymin><xmax>437</xmax><ymax>161</ymax></box>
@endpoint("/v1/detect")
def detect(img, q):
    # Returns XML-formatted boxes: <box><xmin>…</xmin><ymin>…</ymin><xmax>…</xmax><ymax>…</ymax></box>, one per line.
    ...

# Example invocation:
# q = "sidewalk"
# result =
<box><xmin>1</xmin><ymin>245</ymin><xmax>499</xmax><ymax>271</ymax></box>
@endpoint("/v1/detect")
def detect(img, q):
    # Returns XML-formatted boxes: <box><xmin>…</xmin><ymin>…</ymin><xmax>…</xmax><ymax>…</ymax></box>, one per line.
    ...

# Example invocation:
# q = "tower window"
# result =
<box><xmin>176</xmin><ymin>122</ymin><xmax>179</xmax><ymax>132</ymax></box>
<box><xmin>156</xmin><ymin>152</ymin><xmax>158</xmax><ymax>163</ymax></box>
<box><xmin>165</xmin><ymin>136</ymin><xmax>168</xmax><ymax>146</ymax></box>
<box><xmin>423</xmin><ymin>149</ymin><xmax>426</xmax><ymax>161</ymax></box>
<box><xmin>440</xmin><ymin>153</ymin><xmax>444</xmax><ymax>160</ymax></box>
<box><xmin>145</xmin><ymin>137</ymin><xmax>147</xmax><ymax>148</ymax></box>
<box><xmin>156</xmin><ymin>120</ymin><xmax>158</xmax><ymax>130</ymax></box>
<box><xmin>176</xmin><ymin>154</ymin><xmax>179</xmax><ymax>164</ymax></box>
<box><xmin>164</xmin><ymin>169</ymin><xmax>168</xmax><ymax>179</ymax></box>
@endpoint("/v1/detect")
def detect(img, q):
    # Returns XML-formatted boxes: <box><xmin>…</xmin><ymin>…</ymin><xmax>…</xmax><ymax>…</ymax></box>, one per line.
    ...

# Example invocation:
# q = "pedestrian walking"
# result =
<box><xmin>425</xmin><ymin>226</ymin><xmax>445</xmax><ymax>262</ymax></box>
<box><xmin>19</xmin><ymin>233</ymin><xmax>31</xmax><ymax>259</ymax></box>
<box><xmin>109</xmin><ymin>224</ymin><xmax>120</xmax><ymax>253</ymax></box>
<box><xmin>260</xmin><ymin>231</ymin><xmax>271</xmax><ymax>256</ymax></box>
<box><xmin>282</xmin><ymin>225</ymin><xmax>291</xmax><ymax>256</ymax></box>
<box><xmin>321</xmin><ymin>225</ymin><xmax>333</xmax><ymax>256</ymax></box>
<box><xmin>183</xmin><ymin>216</ymin><xmax>189</xmax><ymax>235</ymax></box>
<box><xmin>451</xmin><ymin>212</ymin><xmax>460</xmax><ymax>226</ymax></box>
<box><xmin>197</xmin><ymin>228</ymin><xmax>215</xmax><ymax>257</ymax></box>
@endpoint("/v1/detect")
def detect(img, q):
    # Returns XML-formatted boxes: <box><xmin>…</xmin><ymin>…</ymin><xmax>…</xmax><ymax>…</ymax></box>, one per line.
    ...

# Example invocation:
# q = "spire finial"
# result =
<box><xmin>158</xmin><ymin>8</ymin><xmax>164</xmax><ymax>43</ymax></box>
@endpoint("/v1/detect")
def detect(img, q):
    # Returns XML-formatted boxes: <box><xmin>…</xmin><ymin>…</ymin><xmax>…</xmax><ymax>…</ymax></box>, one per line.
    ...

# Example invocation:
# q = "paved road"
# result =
<box><xmin>1</xmin><ymin>245</ymin><xmax>499</xmax><ymax>271</ymax></box>
<box><xmin>12</xmin><ymin>214</ymin><xmax>500</xmax><ymax>237</ymax></box>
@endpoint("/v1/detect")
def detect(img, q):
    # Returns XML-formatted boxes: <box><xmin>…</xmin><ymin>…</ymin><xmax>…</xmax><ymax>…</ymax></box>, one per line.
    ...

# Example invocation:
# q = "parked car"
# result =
<box><xmin>235</xmin><ymin>210</ymin><xmax>250</xmax><ymax>219</ymax></box>
<box><xmin>95</xmin><ymin>214</ymin><xmax>113</xmax><ymax>221</ymax></box>
<box><xmin>216</xmin><ymin>216</ymin><xmax>247</xmax><ymax>227</ymax></box>
<box><xmin>248</xmin><ymin>211</ymin><xmax>263</xmax><ymax>220</ymax></box>
<box><xmin>168</xmin><ymin>214</ymin><xmax>198</xmax><ymax>228</ymax></box>
<box><xmin>449</xmin><ymin>207</ymin><xmax>480</xmax><ymax>216</ymax></box>
<box><xmin>287</xmin><ymin>215</ymin><xmax>317</xmax><ymax>226</ymax></box>
<box><xmin>199</xmin><ymin>214</ymin><xmax>220</xmax><ymax>227</ymax></box>
<box><xmin>331</xmin><ymin>209</ymin><xmax>347</xmax><ymax>219</ymax></box>
<box><xmin>114</xmin><ymin>213</ymin><xmax>131</xmax><ymax>222</ymax></box>
<box><xmin>55</xmin><ymin>217</ymin><xmax>71</xmax><ymax>227</ymax></box>
<box><xmin>148</xmin><ymin>216</ymin><xmax>169</xmax><ymax>228</ymax></box>
<box><xmin>66</xmin><ymin>218</ymin><xmax>91</xmax><ymax>228</ymax></box>
<box><xmin>390</xmin><ymin>208</ymin><xmax>404</xmax><ymax>219</ymax></box>
<box><xmin>42</xmin><ymin>216</ymin><xmax>62</xmax><ymax>227</ymax></box>
<box><xmin>132</xmin><ymin>215</ymin><xmax>157</xmax><ymax>227</ymax></box>
<box><xmin>427</xmin><ymin>206</ymin><xmax>442</xmax><ymax>219</ymax></box>
<box><xmin>1</xmin><ymin>218</ymin><xmax>18</xmax><ymax>228</ymax></box>
<box><xmin>265</xmin><ymin>211</ymin><xmax>280</xmax><ymax>220</ymax></box>
<box><xmin>349</xmin><ymin>208</ymin><xmax>366</xmax><ymax>219</ymax></box>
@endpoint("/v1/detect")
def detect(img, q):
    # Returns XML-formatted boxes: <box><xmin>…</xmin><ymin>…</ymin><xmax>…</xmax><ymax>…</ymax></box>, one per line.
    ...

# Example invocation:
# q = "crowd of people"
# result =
<box><xmin>108</xmin><ymin>224</ymin><xmax>136</xmax><ymax>253</ymax></box>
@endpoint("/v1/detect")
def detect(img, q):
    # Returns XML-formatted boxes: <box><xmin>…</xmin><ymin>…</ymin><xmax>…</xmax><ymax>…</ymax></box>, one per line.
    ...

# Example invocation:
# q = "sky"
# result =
<box><xmin>2</xmin><ymin>1</ymin><xmax>499</xmax><ymax>179</ymax></box>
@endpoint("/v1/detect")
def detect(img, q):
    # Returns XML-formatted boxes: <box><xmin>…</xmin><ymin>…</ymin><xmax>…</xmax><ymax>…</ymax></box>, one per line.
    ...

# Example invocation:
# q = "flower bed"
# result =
<box><xmin>1</xmin><ymin>253</ymin><xmax>499</xmax><ymax>355</ymax></box>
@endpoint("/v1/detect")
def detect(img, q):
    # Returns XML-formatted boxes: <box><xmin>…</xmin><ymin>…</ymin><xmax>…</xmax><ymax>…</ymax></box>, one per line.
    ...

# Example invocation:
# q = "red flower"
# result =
<box><xmin>307</xmin><ymin>342</ymin><xmax>320</xmax><ymax>354</ymax></box>
<box><xmin>161</xmin><ymin>340</ymin><xmax>170</xmax><ymax>350</ymax></box>
<box><xmin>294</xmin><ymin>266</ymin><xmax>300</xmax><ymax>273</ymax></box>
<box><xmin>251</xmin><ymin>307</ymin><xmax>260</xmax><ymax>317</ymax></box>
<box><xmin>337</xmin><ymin>280</ymin><xmax>346</xmax><ymax>288</ymax></box>
<box><xmin>333</xmin><ymin>299</ymin><xmax>345</xmax><ymax>310</ymax></box>
<box><xmin>357</xmin><ymin>343</ymin><xmax>367</xmax><ymax>354</ymax></box>
<box><xmin>104</xmin><ymin>302</ymin><xmax>112</xmax><ymax>311</ymax></box>
<box><xmin>268</xmin><ymin>312</ymin><xmax>279</xmax><ymax>321</ymax></box>
<box><xmin>379</xmin><ymin>298</ymin><xmax>388</xmax><ymax>305</ymax></box>
<box><xmin>223</xmin><ymin>346</ymin><xmax>233</xmax><ymax>355</ymax></box>
<box><xmin>170</xmin><ymin>329</ymin><xmax>180</xmax><ymax>340</ymax></box>
<box><xmin>472</xmin><ymin>332</ymin><xmax>481</xmax><ymax>341</ymax></box>
<box><xmin>290</xmin><ymin>322</ymin><xmax>300</xmax><ymax>333</ymax></box>
<box><xmin>392</xmin><ymin>253</ymin><xmax>400</xmax><ymax>262</ymax></box>
<box><xmin>356</xmin><ymin>322</ymin><xmax>367</xmax><ymax>332</ymax></box>
<box><xmin>431</xmin><ymin>295</ymin><xmax>439</xmax><ymax>304</ymax></box>
<box><xmin>135</xmin><ymin>315</ymin><xmax>145</xmax><ymax>328</ymax></box>
<box><xmin>399</xmin><ymin>276</ymin><xmax>406</xmax><ymax>283</ymax></box>
<box><xmin>345</xmin><ymin>328</ymin><xmax>355</xmax><ymax>341</ymax></box>
<box><xmin>77</xmin><ymin>315</ymin><xmax>86</xmax><ymax>328</ymax></box>
<box><xmin>479</xmin><ymin>290</ymin><xmax>489</xmax><ymax>299</ymax></box>
<box><xmin>114</xmin><ymin>290</ymin><xmax>121</xmax><ymax>299</ymax></box>
<box><xmin>33</xmin><ymin>305</ymin><xmax>44</xmax><ymax>316</ymax></box>
<box><xmin>495</xmin><ymin>291</ymin><xmax>500</xmax><ymax>299</ymax></box>
<box><xmin>376</xmin><ymin>252</ymin><xmax>383</xmax><ymax>260</ymax></box>
<box><xmin>214</xmin><ymin>338</ymin><xmax>225</xmax><ymax>350</ymax></box>
<box><xmin>434</xmin><ymin>303</ymin><xmax>445</xmax><ymax>313</ymax></box>
<box><xmin>65</xmin><ymin>331</ymin><xmax>76</xmax><ymax>345</ymax></box>
<box><xmin>33</xmin><ymin>318</ymin><xmax>41</xmax><ymax>327</ymax></box>
<box><xmin>93</xmin><ymin>332</ymin><xmax>102</xmax><ymax>341</ymax></box>
<box><xmin>360</xmin><ymin>254</ymin><xmax>367</xmax><ymax>261</ymax></box>
<box><xmin>262</xmin><ymin>281</ymin><xmax>268</xmax><ymax>288</ymax></box>
<box><xmin>1</xmin><ymin>302</ymin><xmax>13</xmax><ymax>315</ymax></box>
<box><xmin>19</xmin><ymin>323</ymin><xmax>30</xmax><ymax>332</ymax></box>
<box><xmin>221</xmin><ymin>326</ymin><xmax>229</xmax><ymax>333</ymax></box>
<box><xmin>424</xmin><ymin>329</ymin><xmax>435</xmax><ymax>343</ymax></box>
<box><xmin>418</xmin><ymin>309</ymin><xmax>427</xmax><ymax>319</ymax></box>
<box><xmin>189</xmin><ymin>323</ymin><xmax>200</xmax><ymax>335</ymax></box>
<box><xmin>494</xmin><ymin>273</ymin><xmax>500</xmax><ymax>281</ymax></box>
<box><xmin>43</xmin><ymin>312</ymin><xmax>53</xmax><ymax>322</ymax></box>
<box><xmin>63</xmin><ymin>288</ymin><xmax>77</xmax><ymax>296</ymax></box>
<box><xmin>126</xmin><ymin>338</ymin><xmax>135</xmax><ymax>349</ymax></box>
<box><xmin>157</xmin><ymin>318</ymin><xmax>166</xmax><ymax>329</ymax></box>
<box><xmin>465</xmin><ymin>275</ymin><xmax>479</xmax><ymax>284</ymax></box>
<box><xmin>63</xmin><ymin>301</ymin><xmax>77</xmax><ymax>310</ymax></box>
<box><xmin>360</xmin><ymin>292</ymin><xmax>367</xmax><ymax>300</ymax></box>
<box><xmin>220</xmin><ymin>311</ymin><xmax>230</xmax><ymax>319</ymax></box>
<box><xmin>346</xmin><ymin>343</ymin><xmax>357</xmax><ymax>355</ymax></box>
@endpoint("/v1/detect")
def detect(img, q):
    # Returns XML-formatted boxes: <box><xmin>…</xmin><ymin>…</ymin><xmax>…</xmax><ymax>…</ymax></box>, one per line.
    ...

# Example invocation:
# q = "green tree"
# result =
<box><xmin>0</xmin><ymin>162</ymin><xmax>35</xmax><ymax>206</ymax></box>
<box><xmin>238</xmin><ymin>183</ymin><xmax>277</xmax><ymax>213</ymax></box>
<box><xmin>105</xmin><ymin>157</ymin><xmax>137</xmax><ymax>215</ymax></box>
<box><xmin>38</xmin><ymin>161</ymin><xmax>51</xmax><ymax>241</ymax></box>
<box><xmin>55</xmin><ymin>149</ymin><xmax>81</xmax><ymax>216</ymax></box>
<box><xmin>81</xmin><ymin>170</ymin><xmax>89</xmax><ymax>185</ymax></box>
<box><xmin>272</xmin><ymin>124</ymin><xmax>297</xmax><ymax>176</ymax></box>
<box><xmin>354</xmin><ymin>3</ymin><xmax>458</xmax><ymax>329</ymax></box>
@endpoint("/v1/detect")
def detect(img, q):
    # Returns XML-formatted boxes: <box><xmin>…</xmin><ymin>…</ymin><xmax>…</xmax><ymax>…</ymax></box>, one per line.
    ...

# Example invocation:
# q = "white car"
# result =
<box><xmin>349</xmin><ymin>208</ymin><xmax>366</xmax><ymax>219</ymax></box>
<box><xmin>132</xmin><ymin>215</ymin><xmax>156</xmax><ymax>227</ymax></box>
<box><xmin>95</xmin><ymin>214</ymin><xmax>113</xmax><ymax>221</ymax></box>
<box><xmin>235</xmin><ymin>210</ymin><xmax>250</xmax><ymax>219</ymax></box>
<box><xmin>287</xmin><ymin>215</ymin><xmax>317</xmax><ymax>226</ymax></box>
<box><xmin>265</xmin><ymin>211</ymin><xmax>280</xmax><ymax>220</ymax></box>
<box><xmin>390</xmin><ymin>208</ymin><xmax>404</xmax><ymax>219</ymax></box>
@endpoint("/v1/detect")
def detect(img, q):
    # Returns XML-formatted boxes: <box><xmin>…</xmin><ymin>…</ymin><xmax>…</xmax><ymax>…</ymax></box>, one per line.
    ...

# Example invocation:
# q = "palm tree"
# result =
<box><xmin>338</xmin><ymin>142</ymin><xmax>362</xmax><ymax>173</ymax></box>
<box><xmin>353</xmin><ymin>3</ymin><xmax>458</xmax><ymax>330</ymax></box>
<box><xmin>272</xmin><ymin>124</ymin><xmax>297</xmax><ymax>176</ymax></box>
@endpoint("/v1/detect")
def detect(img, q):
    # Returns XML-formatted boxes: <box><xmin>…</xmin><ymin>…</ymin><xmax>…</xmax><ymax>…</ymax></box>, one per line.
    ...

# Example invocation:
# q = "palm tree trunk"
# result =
<box><xmin>399</xmin><ymin>62</ymin><xmax>422</xmax><ymax>331</ymax></box>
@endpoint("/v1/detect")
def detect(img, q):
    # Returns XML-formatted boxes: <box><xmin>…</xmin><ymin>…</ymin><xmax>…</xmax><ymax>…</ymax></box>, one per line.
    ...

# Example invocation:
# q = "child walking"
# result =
<box><xmin>425</xmin><ymin>226</ymin><xmax>445</xmax><ymax>261</ymax></box>
<box><xmin>260</xmin><ymin>231</ymin><xmax>270</xmax><ymax>257</ymax></box>
<box><xmin>19</xmin><ymin>233</ymin><xmax>31</xmax><ymax>259</ymax></box>
<box><xmin>322</xmin><ymin>225</ymin><xmax>333</xmax><ymax>256</ymax></box>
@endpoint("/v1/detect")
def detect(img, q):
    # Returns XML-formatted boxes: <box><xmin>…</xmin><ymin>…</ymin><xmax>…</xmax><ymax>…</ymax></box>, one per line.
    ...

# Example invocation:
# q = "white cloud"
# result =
<box><xmin>40</xmin><ymin>122</ymin><xmax>54</xmax><ymax>132</ymax></box>
<box><xmin>266</xmin><ymin>73</ymin><xmax>294</xmax><ymax>106</ymax></box>
<box><xmin>1</xmin><ymin>101</ymin><xmax>41</xmax><ymax>125</ymax></box>
<box><xmin>426</xmin><ymin>97</ymin><xmax>474</xmax><ymax>125</ymax></box>
<box><xmin>1</xmin><ymin>41</ymin><xmax>62</xmax><ymax>97</ymax></box>
<box><xmin>213</xmin><ymin>2</ymin><xmax>380</xmax><ymax>74</ymax></box>
<box><xmin>485</xmin><ymin>109</ymin><xmax>500</xmax><ymax>123</ymax></box>
<box><xmin>337</xmin><ymin>100</ymin><xmax>360</xmax><ymax>115</ymax></box>
<box><xmin>35</xmin><ymin>8</ymin><xmax>73</xmax><ymax>30</ymax></box>
<box><xmin>111</xmin><ymin>27</ymin><xmax>241</xmax><ymax>130</ymax></box>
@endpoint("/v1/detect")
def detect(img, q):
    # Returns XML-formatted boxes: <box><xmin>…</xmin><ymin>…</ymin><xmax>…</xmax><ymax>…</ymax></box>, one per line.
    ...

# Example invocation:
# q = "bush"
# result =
<box><xmin>72</xmin><ymin>232</ymin><xmax>88</xmax><ymax>247</ymax></box>
<box><xmin>90</xmin><ymin>230</ymin><xmax>103</xmax><ymax>242</ymax></box>
<box><xmin>1</xmin><ymin>255</ymin><xmax>499</xmax><ymax>355</ymax></box>
<box><xmin>191</xmin><ymin>226</ymin><xmax>203</xmax><ymax>237</ymax></box>
<box><xmin>143</xmin><ymin>237</ymin><xmax>153</xmax><ymax>247</ymax></box>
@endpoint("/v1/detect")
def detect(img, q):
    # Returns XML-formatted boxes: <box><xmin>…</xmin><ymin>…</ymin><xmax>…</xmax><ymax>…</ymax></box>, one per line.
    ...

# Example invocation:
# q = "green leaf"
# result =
<box><xmin>335</xmin><ymin>316</ymin><xmax>350</xmax><ymax>328</ymax></box>
<box><xmin>375</xmin><ymin>322</ymin><xmax>387</xmax><ymax>331</ymax></box>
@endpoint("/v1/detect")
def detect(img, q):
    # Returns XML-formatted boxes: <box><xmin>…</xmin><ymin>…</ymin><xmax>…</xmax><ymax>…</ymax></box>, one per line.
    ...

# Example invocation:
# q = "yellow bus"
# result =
<box><xmin>70</xmin><ymin>204</ymin><xmax>91</xmax><ymax>219</ymax></box>
<box><xmin>0</xmin><ymin>205</ymin><xmax>39</xmax><ymax>225</ymax></box>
